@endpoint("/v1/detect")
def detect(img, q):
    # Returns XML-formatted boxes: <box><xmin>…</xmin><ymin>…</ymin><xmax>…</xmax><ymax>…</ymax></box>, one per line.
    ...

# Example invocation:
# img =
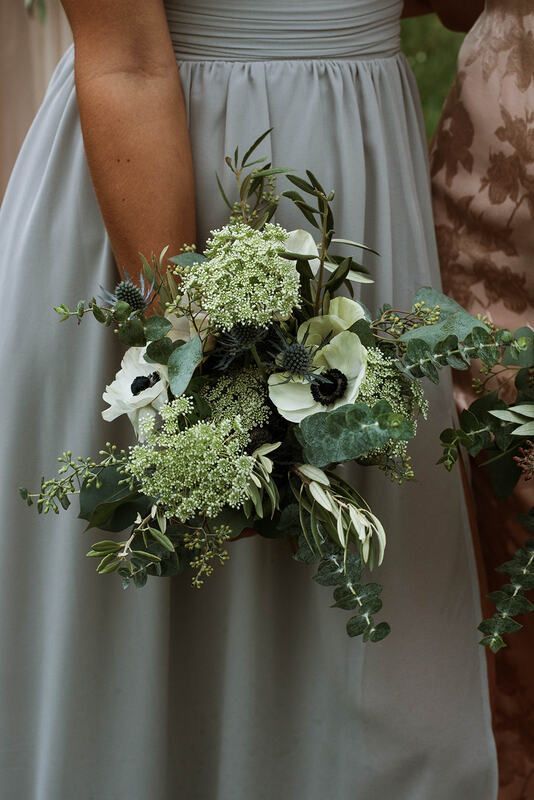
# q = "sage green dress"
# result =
<box><xmin>0</xmin><ymin>1</ymin><xmax>498</xmax><ymax>797</ymax></box>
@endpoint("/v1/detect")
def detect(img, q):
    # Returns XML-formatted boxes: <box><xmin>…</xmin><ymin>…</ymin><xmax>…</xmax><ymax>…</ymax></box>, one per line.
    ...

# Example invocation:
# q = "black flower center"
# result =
<box><xmin>131</xmin><ymin>372</ymin><xmax>160</xmax><ymax>396</ymax></box>
<box><xmin>310</xmin><ymin>368</ymin><xmax>348</xmax><ymax>406</ymax></box>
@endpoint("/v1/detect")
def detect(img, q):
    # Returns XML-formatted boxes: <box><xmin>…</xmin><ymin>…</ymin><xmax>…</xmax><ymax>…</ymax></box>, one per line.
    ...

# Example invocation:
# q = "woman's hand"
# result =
<box><xmin>402</xmin><ymin>0</ymin><xmax>484</xmax><ymax>32</ymax></box>
<box><xmin>61</xmin><ymin>0</ymin><xmax>196</xmax><ymax>276</ymax></box>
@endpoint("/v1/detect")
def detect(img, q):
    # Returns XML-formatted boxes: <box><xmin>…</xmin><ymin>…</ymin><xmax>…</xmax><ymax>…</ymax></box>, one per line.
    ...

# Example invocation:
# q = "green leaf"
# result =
<box><xmin>330</xmin><ymin>237</ymin><xmax>380</xmax><ymax>257</ymax></box>
<box><xmin>96</xmin><ymin>554</ymin><xmax>121</xmax><ymax>574</ymax></box>
<box><xmin>297</xmin><ymin>401</ymin><xmax>414</xmax><ymax>468</ymax></box>
<box><xmin>252</xmin><ymin>167</ymin><xmax>291</xmax><ymax>178</ymax></box>
<box><xmin>113</xmin><ymin>301</ymin><xmax>132</xmax><ymax>321</ymax></box>
<box><xmin>241</xmin><ymin>128</ymin><xmax>273</xmax><ymax>167</ymax></box>
<box><xmin>478</xmin><ymin>616</ymin><xmax>523</xmax><ymax>635</ymax></box>
<box><xmin>348</xmin><ymin>319</ymin><xmax>375</xmax><ymax>348</ymax></box>
<box><xmin>325</xmin><ymin>258</ymin><xmax>351</xmax><ymax>292</ymax></box>
<box><xmin>509</xmin><ymin>404</ymin><xmax>534</xmax><ymax>418</ymax></box>
<box><xmin>346</xmin><ymin>616</ymin><xmax>368</xmax><ymax>637</ymax></box>
<box><xmin>400</xmin><ymin>288</ymin><xmax>489</xmax><ymax>348</ymax></box>
<box><xmin>79</xmin><ymin>466</ymin><xmax>151</xmax><ymax>532</ymax></box>
<box><xmin>144</xmin><ymin>316</ymin><xmax>172</xmax><ymax>342</ymax></box>
<box><xmin>131</xmin><ymin>550</ymin><xmax>161</xmax><ymax>562</ymax></box>
<box><xmin>286</xmin><ymin>174</ymin><xmax>317</xmax><ymax>195</ymax></box>
<box><xmin>479</xmin><ymin>633</ymin><xmax>507</xmax><ymax>653</ymax></box>
<box><xmin>167</xmin><ymin>335</ymin><xmax>203</xmax><ymax>397</ymax></box>
<box><xmin>368</xmin><ymin>622</ymin><xmax>391</xmax><ymax>642</ymax></box>
<box><xmin>169</xmin><ymin>252</ymin><xmax>206</xmax><ymax>267</ymax></box>
<box><xmin>512</xmin><ymin>421</ymin><xmax>534</xmax><ymax>437</ymax></box>
<box><xmin>91</xmin><ymin>305</ymin><xmax>107</xmax><ymax>324</ymax></box>
<box><xmin>149</xmin><ymin>527</ymin><xmax>175</xmax><ymax>552</ymax></box>
<box><xmin>488</xmin><ymin>591</ymin><xmax>534</xmax><ymax>615</ymax></box>
<box><xmin>332</xmin><ymin>582</ymin><xmax>382</xmax><ymax>610</ymax></box>
<box><xmin>313</xmin><ymin>554</ymin><xmax>345</xmax><ymax>586</ymax></box>
<box><xmin>144</xmin><ymin>337</ymin><xmax>181</xmax><ymax>365</ymax></box>
<box><xmin>489</xmin><ymin>409</ymin><xmax>530</xmax><ymax>424</ymax></box>
<box><xmin>118</xmin><ymin>318</ymin><xmax>146</xmax><ymax>347</ymax></box>
<box><xmin>89</xmin><ymin>540</ymin><xmax>122</xmax><ymax>554</ymax></box>
<box><xmin>503</xmin><ymin>327</ymin><xmax>534</xmax><ymax>368</ymax></box>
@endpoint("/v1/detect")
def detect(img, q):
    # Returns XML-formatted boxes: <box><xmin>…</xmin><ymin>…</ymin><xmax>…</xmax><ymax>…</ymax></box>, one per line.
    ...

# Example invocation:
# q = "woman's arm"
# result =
<box><xmin>402</xmin><ymin>0</ymin><xmax>484</xmax><ymax>32</ymax></box>
<box><xmin>61</xmin><ymin>0</ymin><xmax>196</xmax><ymax>276</ymax></box>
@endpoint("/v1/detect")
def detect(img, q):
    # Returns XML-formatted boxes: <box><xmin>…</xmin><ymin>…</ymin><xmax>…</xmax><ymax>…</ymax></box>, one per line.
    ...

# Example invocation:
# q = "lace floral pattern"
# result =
<box><xmin>430</xmin><ymin>3</ymin><xmax>534</xmax><ymax>798</ymax></box>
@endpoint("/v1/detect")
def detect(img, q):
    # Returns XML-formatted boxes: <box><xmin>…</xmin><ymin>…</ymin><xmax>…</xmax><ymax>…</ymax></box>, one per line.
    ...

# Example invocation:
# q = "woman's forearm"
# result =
<box><xmin>75</xmin><ymin>60</ymin><xmax>196</xmax><ymax>276</ymax></box>
<box><xmin>61</xmin><ymin>0</ymin><xmax>196</xmax><ymax>277</ymax></box>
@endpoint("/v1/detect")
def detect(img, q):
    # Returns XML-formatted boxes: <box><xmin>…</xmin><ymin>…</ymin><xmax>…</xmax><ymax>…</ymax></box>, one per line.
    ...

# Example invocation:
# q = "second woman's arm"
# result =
<box><xmin>402</xmin><ymin>1</ymin><xmax>484</xmax><ymax>32</ymax></box>
<box><xmin>61</xmin><ymin>0</ymin><xmax>196</xmax><ymax>275</ymax></box>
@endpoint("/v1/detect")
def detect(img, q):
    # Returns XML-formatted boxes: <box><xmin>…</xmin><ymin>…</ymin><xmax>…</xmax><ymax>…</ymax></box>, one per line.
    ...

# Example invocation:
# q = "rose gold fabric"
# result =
<box><xmin>0</xmin><ymin>0</ymin><xmax>70</xmax><ymax>198</ymax></box>
<box><xmin>430</xmin><ymin>3</ymin><xmax>534</xmax><ymax>797</ymax></box>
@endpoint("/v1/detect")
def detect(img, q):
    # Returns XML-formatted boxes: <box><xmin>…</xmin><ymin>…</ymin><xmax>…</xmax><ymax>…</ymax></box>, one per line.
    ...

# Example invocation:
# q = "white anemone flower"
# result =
<box><xmin>297</xmin><ymin>296</ymin><xmax>366</xmax><ymax>347</ymax></box>
<box><xmin>268</xmin><ymin>330</ymin><xmax>367</xmax><ymax>423</ymax></box>
<box><xmin>102</xmin><ymin>347</ymin><xmax>169</xmax><ymax>440</ymax></box>
<box><xmin>285</xmin><ymin>229</ymin><xmax>321</xmax><ymax>273</ymax></box>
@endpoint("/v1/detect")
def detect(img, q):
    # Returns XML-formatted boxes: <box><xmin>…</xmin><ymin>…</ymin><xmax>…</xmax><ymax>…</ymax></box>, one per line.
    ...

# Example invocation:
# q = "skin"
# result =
<box><xmin>402</xmin><ymin>0</ymin><xmax>485</xmax><ymax>31</ymax></box>
<box><xmin>60</xmin><ymin>0</ymin><xmax>196</xmax><ymax>278</ymax></box>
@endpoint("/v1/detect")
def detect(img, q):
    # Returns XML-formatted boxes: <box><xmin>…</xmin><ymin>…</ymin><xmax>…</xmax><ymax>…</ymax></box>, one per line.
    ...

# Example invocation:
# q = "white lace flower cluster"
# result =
<box><xmin>127</xmin><ymin>404</ymin><xmax>255</xmax><ymax>522</ymax></box>
<box><xmin>183</xmin><ymin>221</ymin><xmax>300</xmax><ymax>330</ymax></box>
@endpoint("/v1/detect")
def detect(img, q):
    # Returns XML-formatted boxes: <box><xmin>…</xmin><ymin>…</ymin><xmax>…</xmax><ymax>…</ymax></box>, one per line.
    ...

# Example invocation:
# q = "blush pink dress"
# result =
<box><xmin>430</xmin><ymin>2</ymin><xmax>534</xmax><ymax>797</ymax></box>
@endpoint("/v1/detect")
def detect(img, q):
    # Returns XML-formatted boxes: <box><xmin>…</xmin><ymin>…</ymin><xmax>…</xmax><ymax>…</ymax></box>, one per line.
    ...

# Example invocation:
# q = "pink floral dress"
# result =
<box><xmin>431</xmin><ymin>3</ymin><xmax>534</xmax><ymax>797</ymax></box>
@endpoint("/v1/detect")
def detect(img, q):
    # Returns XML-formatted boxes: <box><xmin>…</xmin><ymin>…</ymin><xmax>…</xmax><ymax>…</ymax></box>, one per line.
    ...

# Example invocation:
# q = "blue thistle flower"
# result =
<box><xmin>100</xmin><ymin>271</ymin><xmax>154</xmax><ymax>312</ymax></box>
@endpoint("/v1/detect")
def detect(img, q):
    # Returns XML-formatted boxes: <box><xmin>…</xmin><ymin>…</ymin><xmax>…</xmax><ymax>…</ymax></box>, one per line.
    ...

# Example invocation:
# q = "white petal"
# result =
<box><xmin>268</xmin><ymin>374</ymin><xmax>316</xmax><ymax>412</ymax></box>
<box><xmin>285</xmin><ymin>229</ymin><xmax>320</xmax><ymax>265</ymax></box>
<box><xmin>327</xmin><ymin>297</ymin><xmax>366</xmax><ymax>327</ymax></box>
<box><xmin>314</xmin><ymin>331</ymin><xmax>367</xmax><ymax>382</ymax></box>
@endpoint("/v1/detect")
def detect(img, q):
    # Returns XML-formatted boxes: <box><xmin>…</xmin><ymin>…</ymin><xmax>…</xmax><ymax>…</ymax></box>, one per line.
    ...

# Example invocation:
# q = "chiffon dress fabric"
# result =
<box><xmin>0</xmin><ymin>1</ymin><xmax>498</xmax><ymax>798</ymax></box>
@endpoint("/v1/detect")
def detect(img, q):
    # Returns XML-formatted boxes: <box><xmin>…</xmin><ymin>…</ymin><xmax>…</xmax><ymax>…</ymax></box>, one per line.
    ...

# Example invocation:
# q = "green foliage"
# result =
<box><xmin>79</xmin><ymin>465</ymin><xmax>150</xmax><ymax>533</ymax></box>
<box><xmin>401</xmin><ymin>18</ymin><xmax>464</xmax><ymax>138</ymax></box>
<box><xmin>144</xmin><ymin>316</ymin><xmax>172</xmax><ymax>342</ymax></box>
<box><xmin>479</xmin><ymin>539</ymin><xmax>534</xmax><ymax>653</ymax></box>
<box><xmin>400</xmin><ymin>288</ymin><xmax>489</xmax><ymax>349</ymax></box>
<box><xmin>297</xmin><ymin>400</ymin><xmax>414</xmax><ymax>468</ymax></box>
<box><xmin>294</xmin><ymin>536</ymin><xmax>390</xmax><ymax>643</ymax></box>
<box><xmin>167</xmin><ymin>335</ymin><xmax>203</xmax><ymax>397</ymax></box>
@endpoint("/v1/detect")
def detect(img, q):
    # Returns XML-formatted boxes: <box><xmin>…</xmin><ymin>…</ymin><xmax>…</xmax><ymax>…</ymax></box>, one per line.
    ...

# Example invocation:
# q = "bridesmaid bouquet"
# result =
<box><xmin>21</xmin><ymin>132</ymin><xmax>531</xmax><ymax>643</ymax></box>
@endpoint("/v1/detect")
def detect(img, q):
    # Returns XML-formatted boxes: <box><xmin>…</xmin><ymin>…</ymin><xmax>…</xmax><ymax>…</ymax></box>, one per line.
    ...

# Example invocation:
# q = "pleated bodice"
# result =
<box><xmin>163</xmin><ymin>0</ymin><xmax>402</xmax><ymax>60</ymax></box>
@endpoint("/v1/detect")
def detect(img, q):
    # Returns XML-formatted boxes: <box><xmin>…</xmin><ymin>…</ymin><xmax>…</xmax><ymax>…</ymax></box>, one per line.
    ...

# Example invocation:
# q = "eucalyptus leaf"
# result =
<box><xmin>79</xmin><ymin>466</ymin><xmax>151</xmax><ymax>532</ymax></box>
<box><xmin>144</xmin><ymin>316</ymin><xmax>172</xmax><ymax>342</ymax></box>
<box><xmin>118</xmin><ymin>318</ymin><xmax>146</xmax><ymax>347</ymax></box>
<box><xmin>144</xmin><ymin>337</ymin><xmax>181</xmax><ymax>366</ymax></box>
<box><xmin>169</xmin><ymin>252</ymin><xmax>206</xmax><ymax>267</ymax></box>
<box><xmin>503</xmin><ymin>327</ymin><xmax>534</xmax><ymax>368</ymax></box>
<box><xmin>297</xmin><ymin>401</ymin><xmax>414</xmax><ymax>468</ymax></box>
<box><xmin>167</xmin><ymin>335</ymin><xmax>203</xmax><ymax>397</ymax></box>
<box><xmin>400</xmin><ymin>288</ymin><xmax>488</xmax><ymax>347</ymax></box>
